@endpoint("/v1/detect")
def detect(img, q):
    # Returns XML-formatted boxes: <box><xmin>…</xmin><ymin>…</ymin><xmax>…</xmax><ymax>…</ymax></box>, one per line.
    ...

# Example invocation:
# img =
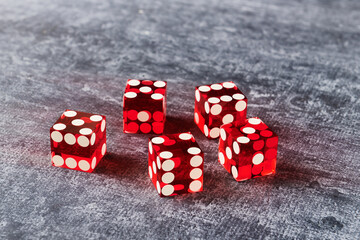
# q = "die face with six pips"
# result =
<box><xmin>50</xmin><ymin>110</ymin><xmax>107</xmax><ymax>172</ymax></box>
<box><xmin>194</xmin><ymin>81</ymin><xmax>247</xmax><ymax>139</ymax></box>
<box><xmin>219</xmin><ymin>117</ymin><xmax>278</xmax><ymax>181</ymax></box>
<box><xmin>148</xmin><ymin>132</ymin><xmax>204</xmax><ymax>197</ymax></box>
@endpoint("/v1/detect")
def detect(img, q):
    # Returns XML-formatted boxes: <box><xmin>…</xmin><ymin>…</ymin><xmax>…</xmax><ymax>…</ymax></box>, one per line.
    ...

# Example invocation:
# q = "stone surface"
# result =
<box><xmin>0</xmin><ymin>0</ymin><xmax>359</xmax><ymax>239</ymax></box>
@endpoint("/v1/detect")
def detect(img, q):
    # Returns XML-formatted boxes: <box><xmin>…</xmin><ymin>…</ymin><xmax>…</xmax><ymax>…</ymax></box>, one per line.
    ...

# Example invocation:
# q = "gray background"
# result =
<box><xmin>0</xmin><ymin>0</ymin><xmax>359</xmax><ymax>239</ymax></box>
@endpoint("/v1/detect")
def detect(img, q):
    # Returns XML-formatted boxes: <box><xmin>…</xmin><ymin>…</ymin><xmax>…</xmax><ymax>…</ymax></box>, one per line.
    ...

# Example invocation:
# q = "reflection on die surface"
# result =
<box><xmin>50</xmin><ymin>110</ymin><xmax>107</xmax><ymax>172</ymax></box>
<box><xmin>219</xmin><ymin>117</ymin><xmax>278</xmax><ymax>181</ymax></box>
<box><xmin>148</xmin><ymin>132</ymin><xmax>204</xmax><ymax>197</ymax></box>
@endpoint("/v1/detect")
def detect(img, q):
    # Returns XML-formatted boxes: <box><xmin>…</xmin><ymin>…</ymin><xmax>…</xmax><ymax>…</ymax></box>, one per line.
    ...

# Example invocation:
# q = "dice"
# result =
<box><xmin>50</xmin><ymin>110</ymin><xmax>107</xmax><ymax>172</ymax></box>
<box><xmin>219</xmin><ymin>117</ymin><xmax>278</xmax><ymax>181</ymax></box>
<box><xmin>148</xmin><ymin>132</ymin><xmax>204</xmax><ymax>197</ymax></box>
<box><xmin>194</xmin><ymin>81</ymin><xmax>247</xmax><ymax>139</ymax></box>
<box><xmin>123</xmin><ymin>79</ymin><xmax>167</xmax><ymax>134</ymax></box>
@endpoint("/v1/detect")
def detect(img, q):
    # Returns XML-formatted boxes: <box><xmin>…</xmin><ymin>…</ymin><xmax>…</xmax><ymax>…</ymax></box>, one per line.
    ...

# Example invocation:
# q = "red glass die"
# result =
<box><xmin>194</xmin><ymin>82</ymin><xmax>247</xmax><ymax>139</ymax></box>
<box><xmin>148</xmin><ymin>132</ymin><xmax>204</xmax><ymax>197</ymax></box>
<box><xmin>123</xmin><ymin>79</ymin><xmax>167</xmax><ymax>134</ymax></box>
<box><xmin>50</xmin><ymin>110</ymin><xmax>107</xmax><ymax>172</ymax></box>
<box><xmin>218</xmin><ymin>117</ymin><xmax>278</xmax><ymax>181</ymax></box>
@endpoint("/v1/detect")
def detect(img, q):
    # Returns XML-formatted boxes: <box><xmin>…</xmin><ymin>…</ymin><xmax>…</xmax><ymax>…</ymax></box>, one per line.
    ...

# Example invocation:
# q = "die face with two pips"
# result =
<box><xmin>194</xmin><ymin>81</ymin><xmax>247</xmax><ymax>139</ymax></box>
<box><xmin>123</xmin><ymin>79</ymin><xmax>167</xmax><ymax>134</ymax></box>
<box><xmin>50</xmin><ymin>110</ymin><xmax>107</xmax><ymax>172</ymax></box>
<box><xmin>148</xmin><ymin>132</ymin><xmax>204</xmax><ymax>197</ymax></box>
<box><xmin>219</xmin><ymin>117</ymin><xmax>278</xmax><ymax>181</ymax></box>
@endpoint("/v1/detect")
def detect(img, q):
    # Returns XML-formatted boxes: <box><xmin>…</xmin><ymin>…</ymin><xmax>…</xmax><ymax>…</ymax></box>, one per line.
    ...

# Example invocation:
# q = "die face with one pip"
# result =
<box><xmin>219</xmin><ymin>117</ymin><xmax>278</xmax><ymax>181</ymax></box>
<box><xmin>123</xmin><ymin>79</ymin><xmax>167</xmax><ymax>134</ymax></box>
<box><xmin>194</xmin><ymin>81</ymin><xmax>247</xmax><ymax>139</ymax></box>
<box><xmin>50</xmin><ymin>110</ymin><xmax>107</xmax><ymax>172</ymax></box>
<box><xmin>148</xmin><ymin>132</ymin><xmax>204</xmax><ymax>197</ymax></box>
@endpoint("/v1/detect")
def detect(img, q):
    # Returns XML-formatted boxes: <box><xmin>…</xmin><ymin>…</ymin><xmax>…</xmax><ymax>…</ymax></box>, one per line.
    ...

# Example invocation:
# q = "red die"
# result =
<box><xmin>148</xmin><ymin>132</ymin><xmax>204</xmax><ymax>197</ymax></box>
<box><xmin>123</xmin><ymin>79</ymin><xmax>167</xmax><ymax>134</ymax></box>
<box><xmin>218</xmin><ymin>117</ymin><xmax>278</xmax><ymax>181</ymax></box>
<box><xmin>194</xmin><ymin>81</ymin><xmax>247</xmax><ymax>139</ymax></box>
<box><xmin>50</xmin><ymin>110</ymin><xmax>107</xmax><ymax>172</ymax></box>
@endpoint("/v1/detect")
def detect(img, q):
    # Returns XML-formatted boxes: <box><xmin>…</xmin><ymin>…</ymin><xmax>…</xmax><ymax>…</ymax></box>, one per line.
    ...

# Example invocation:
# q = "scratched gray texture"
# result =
<box><xmin>0</xmin><ymin>0</ymin><xmax>359</xmax><ymax>239</ymax></box>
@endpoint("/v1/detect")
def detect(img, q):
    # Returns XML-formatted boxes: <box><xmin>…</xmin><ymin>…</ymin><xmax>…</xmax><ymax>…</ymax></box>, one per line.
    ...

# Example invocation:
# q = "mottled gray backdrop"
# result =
<box><xmin>0</xmin><ymin>0</ymin><xmax>359</xmax><ymax>239</ymax></box>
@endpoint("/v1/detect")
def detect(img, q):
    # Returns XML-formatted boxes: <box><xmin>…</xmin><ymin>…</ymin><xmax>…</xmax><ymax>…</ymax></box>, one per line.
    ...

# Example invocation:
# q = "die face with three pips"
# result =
<box><xmin>50</xmin><ymin>110</ymin><xmax>107</xmax><ymax>172</ymax></box>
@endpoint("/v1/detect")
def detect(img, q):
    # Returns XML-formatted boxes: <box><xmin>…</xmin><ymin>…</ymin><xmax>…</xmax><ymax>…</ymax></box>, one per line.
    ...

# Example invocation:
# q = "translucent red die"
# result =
<box><xmin>218</xmin><ymin>117</ymin><xmax>278</xmax><ymax>181</ymax></box>
<box><xmin>194</xmin><ymin>81</ymin><xmax>247</xmax><ymax>139</ymax></box>
<box><xmin>50</xmin><ymin>110</ymin><xmax>107</xmax><ymax>172</ymax></box>
<box><xmin>148</xmin><ymin>132</ymin><xmax>204</xmax><ymax>197</ymax></box>
<box><xmin>123</xmin><ymin>79</ymin><xmax>167</xmax><ymax>134</ymax></box>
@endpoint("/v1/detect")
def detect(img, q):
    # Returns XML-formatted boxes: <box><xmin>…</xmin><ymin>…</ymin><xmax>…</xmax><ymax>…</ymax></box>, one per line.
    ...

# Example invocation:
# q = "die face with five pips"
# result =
<box><xmin>148</xmin><ymin>132</ymin><xmax>204</xmax><ymax>197</ymax></box>
<box><xmin>219</xmin><ymin>117</ymin><xmax>278</xmax><ymax>181</ymax></box>
<box><xmin>123</xmin><ymin>79</ymin><xmax>167</xmax><ymax>134</ymax></box>
<box><xmin>194</xmin><ymin>81</ymin><xmax>247</xmax><ymax>139</ymax></box>
<box><xmin>50</xmin><ymin>110</ymin><xmax>107</xmax><ymax>172</ymax></box>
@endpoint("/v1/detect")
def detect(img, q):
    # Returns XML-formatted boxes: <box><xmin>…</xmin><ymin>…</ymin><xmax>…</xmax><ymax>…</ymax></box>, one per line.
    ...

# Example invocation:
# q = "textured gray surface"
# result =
<box><xmin>0</xmin><ymin>0</ymin><xmax>359</xmax><ymax>239</ymax></box>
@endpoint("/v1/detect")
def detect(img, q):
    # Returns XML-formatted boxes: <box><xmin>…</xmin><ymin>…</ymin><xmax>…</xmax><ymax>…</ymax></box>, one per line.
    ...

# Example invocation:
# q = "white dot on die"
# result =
<box><xmin>140</xmin><ymin>86</ymin><xmax>152</xmax><ymax>93</ymax></box>
<box><xmin>72</xmin><ymin>119</ymin><xmax>84</xmax><ymax>126</ymax></box>
<box><xmin>220</xmin><ymin>95</ymin><xmax>232</xmax><ymax>102</ymax></box>
<box><xmin>64</xmin><ymin>133</ymin><xmax>76</xmax><ymax>145</ymax></box>
<box><xmin>248</xmin><ymin>118</ymin><xmax>262</xmax><ymax>125</ymax></box>
<box><xmin>90</xmin><ymin>133</ymin><xmax>96</xmax><ymax>145</ymax></box>
<box><xmin>190</xmin><ymin>168</ymin><xmax>203</xmax><ymax>179</ymax></box>
<box><xmin>194</xmin><ymin>112</ymin><xmax>199</xmax><ymax>124</ymax></box>
<box><xmin>156</xmin><ymin>156</ymin><xmax>161</xmax><ymax>169</ymax></box>
<box><xmin>211</xmin><ymin>104</ymin><xmax>222</xmax><ymax>115</ymax></box>
<box><xmin>79</xmin><ymin>128</ymin><xmax>92</xmax><ymax>135</ymax></box>
<box><xmin>226</xmin><ymin>147</ymin><xmax>232</xmax><ymax>159</ymax></box>
<box><xmin>208</xmin><ymin>97</ymin><xmax>220</xmax><ymax>104</ymax></box>
<box><xmin>204</xmin><ymin>102</ymin><xmax>210</xmax><ymax>114</ymax></box>
<box><xmin>190</xmin><ymin>155</ymin><xmax>203</xmax><ymax>167</ymax></box>
<box><xmin>209</xmin><ymin>127</ymin><xmax>220</xmax><ymax>138</ymax></box>
<box><xmin>101</xmin><ymin>120</ymin><xmax>106</xmax><ymax>132</ymax></box>
<box><xmin>211</xmin><ymin>84</ymin><xmax>223</xmax><ymax>90</ymax></box>
<box><xmin>195</xmin><ymin>90</ymin><xmax>200</xmax><ymax>102</ymax></box>
<box><xmin>151</xmin><ymin>93</ymin><xmax>163</xmax><ymax>100</ymax></box>
<box><xmin>160</xmin><ymin>151</ymin><xmax>173</xmax><ymax>159</ymax></box>
<box><xmin>138</xmin><ymin>111</ymin><xmax>150</xmax><ymax>122</ymax></box>
<box><xmin>152</xmin><ymin>137</ymin><xmax>165</xmax><ymax>144</ymax></box>
<box><xmin>222</xmin><ymin>114</ymin><xmax>234</xmax><ymax>124</ymax></box>
<box><xmin>91</xmin><ymin>157</ymin><xmax>97</xmax><ymax>169</ymax></box>
<box><xmin>252</xmin><ymin>153</ymin><xmax>264</xmax><ymax>165</ymax></box>
<box><xmin>65</xmin><ymin>158</ymin><xmax>77</xmax><ymax>169</ymax></box>
<box><xmin>79</xmin><ymin>160</ymin><xmax>90</xmax><ymax>171</ymax></box>
<box><xmin>162</xmin><ymin>160</ymin><xmax>175</xmax><ymax>171</ymax></box>
<box><xmin>162</xmin><ymin>185</ymin><xmax>174</xmax><ymax>196</ymax></box>
<box><xmin>219</xmin><ymin>152</ymin><xmax>225</xmax><ymax>164</ymax></box>
<box><xmin>204</xmin><ymin>125</ymin><xmax>209</xmax><ymax>137</ymax></box>
<box><xmin>52</xmin><ymin>155</ymin><xmax>64</xmax><ymax>166</ymax></box>
<box><xmin>223</xmin><ymin>82</ymin><xmax>236</xmax><ymax>88</ymax></box>
<box><xmin>51</xmin><ymin>131</ymin><xmax>63</xmax><ymax>143</ymax></box>
<box><xmin>90</xmin><ymin>115</ymin><xmax>103</xmax><ymax>122</ymax></box>
<box><xmin>233</xmin><ymin>93</ymin><xmax>245</xmax><ymax>100</ymax></box>
<box><xmin>149</xmin><ymin>166</ymin><xmax>153</xmax><ymax>178</ymax></box>
<box><xmin>187</xmin><ymin>147</ymin><xmax>201</xmax><ymax>155</ymax></box>
<box><xmin>237</xmin><ymin>136</ymin><xmax>250</xmax><ymax>144</ymax></box>
<box><xmin>152</xmin><ymin>161</ymin><xmax>157</xmax><ymax>174</ymax></box>
<box><xmin>233</xmin><ymin>141</ymin><xmax>240</xmax><ymax>154</ymax></box>
<box><xmin>64</xmin><ymin>110</ymin><xmax>77</xmax><ymax>117</ymax></box>
<box><xmin>189</xmin><ymin>180</ymin><xmax>202</xmax><ymax>192</ymax></box>
<box><xmin>124</xmin><ymin>92</ymin><xmax>137</xmax><ymax>98</ymax></box>
<box><xmin>128</xmin><ymin>79</ymin><xmax>140</xmax><ymax>86</ymax></box>
<box><xmin>242</xmin><ymin>127</ymin><xmax>255</xmax><ymax>134</ymax></box>
<box><xmin>162</xmin><ymin>172</ymin><xmax>175</xmax><ymax>183</ymax></box>
<box><xmin>220</xmin><ymin>128</ymin><xmax>227</xmax><ymax>141</ymax></box>
<box><xmin>198</xmin><ymin>86</ymin><xmax>210</xmax><ymax>92</ymax></box>
<box><xmin>156</xmin><ymin>181</ymin><xmax>161</xmax><ymax>194</ymax></box>
<box><xmin>78</xmin><ymin>136</ymin><xmax>89</xmax><ymax>147</ymax></box>
<box><xmin>179</xmin><ymin>133</ymin><xmax>192</xmax><ymax>140</ymax></box>
<box><xmin>154</xmin><ymin>81</ymin><xmax>166</xmax><ymax>88</ymax></box>
<box><xmin>53</xmin><ymin>123</ymin><xmax>66</xmax><ymax>131</ymax></box>
<box><xmin>149</xmin><ymin>141</ymin><xmax>153</xmax><ymax>154</ymax></box>
<box><xmin>231</xmin><ymin>166</ymin><xmax>238</xmax><ymax>179</ymax></box>
<box><xmin>101</xmin><ymin>143</ymin><xmax>106</xmax><ymax>156</ymax></box>
<box><xmin>235</xmin><ymin>100</ymin><xmax>247</xmax><ymax>111</ymax></box>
